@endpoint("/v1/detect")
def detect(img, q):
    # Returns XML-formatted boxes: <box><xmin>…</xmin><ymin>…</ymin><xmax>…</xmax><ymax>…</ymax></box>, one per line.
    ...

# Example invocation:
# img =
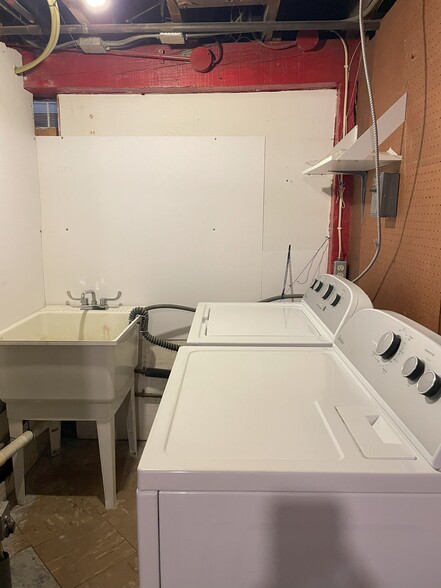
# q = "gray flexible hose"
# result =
<box><xmin>129</xmin><ymin>305</ymin><xmax>196</xmax><ymax>351</ymax></box>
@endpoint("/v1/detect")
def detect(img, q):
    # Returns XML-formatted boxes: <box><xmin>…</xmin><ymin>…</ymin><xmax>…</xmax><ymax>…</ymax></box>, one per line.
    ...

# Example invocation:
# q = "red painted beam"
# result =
<box><xmin>19</xmin><ymin>39</ymin><xmax>358</xmax><ymax>96</ymax></box>
<box><xmin>18</xmin><ymin>39</ymin><xmax>358</xmax><ymax>270</ymax></box>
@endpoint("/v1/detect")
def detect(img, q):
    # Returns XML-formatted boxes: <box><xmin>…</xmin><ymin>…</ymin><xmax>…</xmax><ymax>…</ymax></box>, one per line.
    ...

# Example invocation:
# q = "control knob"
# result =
<box><xmin>402</xmin><ymin>356</ymin><xmax>425</xmax><ymax>380</ymax></box>
<box><xmin>314</xmin><ymin>281</ymin><xmax>324</xmax><ymax>292</ymax></box>
<box><xmin>331</xmin><ymin>294</ymin><xmax>341</xmax><ymax>307</ymax></box>
<box><xmin>375</xmin><ymin>332</ymin><xmax>401</xmax><ymax>359</ymax></box>
<box><xmin>322</xmin><ymin>285</ymin><xmax>334</xmax><ymax>300</ymax></box>
<box><xmin>310</xmin><ymin>279</ymin><xmax>318</xmax><ymax>289</ymax></box>
<box><xmin>417</xmin><ymin>372</ymin><xmax>441</xmax><ymax>398</ymax></box>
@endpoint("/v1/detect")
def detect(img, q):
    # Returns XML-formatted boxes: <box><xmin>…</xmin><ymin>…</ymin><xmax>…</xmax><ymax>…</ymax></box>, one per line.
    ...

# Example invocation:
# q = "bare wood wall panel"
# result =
<box><xmin>349</xmin><ymin>0</ymin><xmax>441</xmax><ymax>333</ymax></box>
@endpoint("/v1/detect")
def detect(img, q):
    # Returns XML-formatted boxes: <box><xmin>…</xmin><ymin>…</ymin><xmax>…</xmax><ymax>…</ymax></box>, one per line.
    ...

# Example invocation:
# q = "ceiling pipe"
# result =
<box><xmin>0</xmin><ymin>18</ymin><xmax>380</xmax><ymax>37</ymax></box>
<box><xmin>0</xmin><ymin>0</ymin><xmax>33</xmax><ymax>24</ymax></box>
<box><xmin>15</xmin><ymin>0</ymin><xmax>60</xmax><ymax>74</ymax></box>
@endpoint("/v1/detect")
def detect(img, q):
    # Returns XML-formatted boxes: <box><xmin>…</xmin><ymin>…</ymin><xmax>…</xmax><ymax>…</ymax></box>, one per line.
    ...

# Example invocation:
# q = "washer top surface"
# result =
<box><xmin>139</xmin><ymin>309</ymin><xmax>441</xmax><ymax>493</ymax></box>
<box><xmin>204</xmin><ymin>304</ymin><xmax>321</xmax><ymax>340</ymax></box>
<box><xmin>187</xmin><ymin>274</ymin><xmax>372</xmax><ymax>346</ymax></box>
<box><xmin>138</xmin><ymin>346</ymin><xmax>436</xmax><ymax>493</ymax></box>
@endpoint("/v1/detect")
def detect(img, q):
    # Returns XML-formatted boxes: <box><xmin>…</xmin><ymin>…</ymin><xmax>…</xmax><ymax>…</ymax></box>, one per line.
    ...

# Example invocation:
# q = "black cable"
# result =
<box><xmin>281</xmin><ymin>244</ymin><xmax>292</xmax><ymax>298</ymax></box>
<box><xmin>212</xmin><ymin>39</ymin><xmax>223</xmax><ymax>65</ymax></box>
<box><xmin>290</xmin><ymin>236</ymin><xmax>329</xmax><ymax>286</ymax></box>
<box><xmin>259</xmin><ymin>294</ymin><xmax>303</xmax><ymax>303</ymax></box>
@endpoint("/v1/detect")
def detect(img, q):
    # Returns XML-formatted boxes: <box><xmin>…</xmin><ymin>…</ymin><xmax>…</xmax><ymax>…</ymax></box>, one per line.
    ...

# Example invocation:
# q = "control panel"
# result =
<box><xmin>337</xmin><ymin>309</ymin><xmax>441</xmax><ymax>469</ymax></box>
<box><xmin>303</xmin><ymin>274</ymin><xmax>372</xmax><ymax>335</ymax></box>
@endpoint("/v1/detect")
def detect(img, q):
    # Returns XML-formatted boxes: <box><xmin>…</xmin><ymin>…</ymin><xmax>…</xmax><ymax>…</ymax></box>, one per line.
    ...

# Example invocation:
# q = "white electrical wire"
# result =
<box><xmin>333</xmin><ymin>31</ymin><xmax>349</xmax><ymax>261</ymax></box>
<box><xmin>352</xmin><ymin>0</ymin><xmax>382</xmax><ymax>283</ymax></box>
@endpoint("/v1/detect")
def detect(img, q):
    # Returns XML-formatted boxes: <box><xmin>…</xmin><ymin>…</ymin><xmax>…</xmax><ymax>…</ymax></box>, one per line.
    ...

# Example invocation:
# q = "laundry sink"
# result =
<box><xmin>0</xmin><ymin>307</ymin><xmax>140</xmax><ymax>404</ymax></box>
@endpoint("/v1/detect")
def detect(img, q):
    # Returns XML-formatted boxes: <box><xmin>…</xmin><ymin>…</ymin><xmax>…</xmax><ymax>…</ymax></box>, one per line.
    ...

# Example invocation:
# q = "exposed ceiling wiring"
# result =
<box><xmin>126</xmin><ymin>1</ymin><xmax>162</xmax><ymax>23</ymax></box>
<box><xmin>253</xmin><ymin>34</ymin><xmax>298</xmax><ymax>50</ymax></box>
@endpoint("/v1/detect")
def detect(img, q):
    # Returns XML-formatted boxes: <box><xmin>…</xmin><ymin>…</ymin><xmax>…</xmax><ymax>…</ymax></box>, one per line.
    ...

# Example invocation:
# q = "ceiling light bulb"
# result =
<box><xmin>85</xmin><ymin>0</ymin><xmax>107</xmax><ymax>7</ymax></box>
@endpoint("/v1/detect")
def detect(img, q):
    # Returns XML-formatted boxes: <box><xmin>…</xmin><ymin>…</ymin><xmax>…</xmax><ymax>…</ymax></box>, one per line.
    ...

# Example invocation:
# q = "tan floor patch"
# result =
<box><xmin>35</xmin><ymin>517</ymin><xmax>135</xmax><ymax>588</ymax></box>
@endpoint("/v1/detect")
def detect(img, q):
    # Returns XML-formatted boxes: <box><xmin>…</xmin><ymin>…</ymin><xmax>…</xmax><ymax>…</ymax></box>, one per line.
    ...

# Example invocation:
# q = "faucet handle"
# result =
<box><xmin>99</xmin><ymin>291</ymin><xmax>122</xmax><ymax>307</ymax></box>
<box><xmin>66</xmin><ymin>290</ymin><xmax>83</xmax><ymax>302</ymax></box>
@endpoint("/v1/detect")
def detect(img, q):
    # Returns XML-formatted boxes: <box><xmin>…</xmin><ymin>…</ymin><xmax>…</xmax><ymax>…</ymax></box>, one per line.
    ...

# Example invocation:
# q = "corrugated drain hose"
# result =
<box><xmin>129</xmin><ymin>305</ymin><xmax>196</xmax><ymax>352</ymax></box>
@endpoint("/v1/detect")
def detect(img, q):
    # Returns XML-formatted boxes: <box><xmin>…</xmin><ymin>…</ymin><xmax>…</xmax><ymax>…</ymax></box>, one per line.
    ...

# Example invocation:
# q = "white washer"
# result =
<box><xmin>138</xmin><ymin>309</ymin><xmax>441</xmax><ymax>588</ymax></box>
<box><xmin>187</xmin><ymin>274</ymin><xmax>372</xmax><ymax>346</ymax></box>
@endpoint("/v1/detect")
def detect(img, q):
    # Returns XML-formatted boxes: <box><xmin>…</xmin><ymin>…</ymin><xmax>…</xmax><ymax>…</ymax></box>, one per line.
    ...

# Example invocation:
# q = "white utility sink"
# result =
<box><xmin>0</xmin><ymin>306</ymin><xmax>141</xmax><ymax>509</ymax></box>
<box><xmin>0</xmin><ymin>307</ymin><xmax>139</xmax><ymax>403</ymax></box>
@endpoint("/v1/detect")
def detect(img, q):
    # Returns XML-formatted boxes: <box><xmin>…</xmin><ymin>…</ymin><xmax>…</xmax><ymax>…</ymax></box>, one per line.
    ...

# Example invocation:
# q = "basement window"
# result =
<box><xmin>33</xmin><ymin>99</ymin><xmax>59</xmax><ymax>136</ymax></box>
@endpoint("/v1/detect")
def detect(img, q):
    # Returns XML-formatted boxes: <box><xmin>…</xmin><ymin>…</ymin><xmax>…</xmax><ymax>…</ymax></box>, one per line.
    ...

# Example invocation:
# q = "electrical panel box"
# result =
<box><xmin>371</xmin><ymin>172</ymin><xmax>400</xmax><ymax>217</ymax></box>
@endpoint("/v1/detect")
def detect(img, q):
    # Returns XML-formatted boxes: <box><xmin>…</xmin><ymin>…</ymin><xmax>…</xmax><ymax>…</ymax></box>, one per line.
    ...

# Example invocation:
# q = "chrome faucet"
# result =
<box><xmin>80</xmin><ymin>289</ymin><xmax>98</xmax><ymax>308</ymax></box>
<box><xmin>66</xmin><ymin>290</ymin><xmax>122</xmax><ymax>310</ymax></box>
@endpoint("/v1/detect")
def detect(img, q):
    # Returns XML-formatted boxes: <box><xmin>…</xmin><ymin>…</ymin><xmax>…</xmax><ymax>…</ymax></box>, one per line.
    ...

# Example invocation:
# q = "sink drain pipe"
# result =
<box><xmin>135</xmin><ymin>367</ymin><xmax>171</xmax><ymax>379</ymax></box>
<box><xmin>0</xmin><ymin>421</ymin><xmax>50</xmax><ymax>467</ymax></box>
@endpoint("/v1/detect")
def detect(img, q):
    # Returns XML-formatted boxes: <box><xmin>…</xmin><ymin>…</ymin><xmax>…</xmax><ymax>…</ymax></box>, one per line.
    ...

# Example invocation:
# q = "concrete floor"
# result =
<box><xmin>3</xmin><ymin>438</ymin><xmax>142</xmax><ymax>588</ymax></box>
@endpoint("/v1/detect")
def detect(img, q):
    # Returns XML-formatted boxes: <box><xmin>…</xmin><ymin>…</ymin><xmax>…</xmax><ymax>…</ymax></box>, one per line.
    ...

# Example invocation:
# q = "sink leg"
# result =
<box><xmin>49</xmin><ymin>421</ymin><xmax>61</xmax><ymax>456</ymax></box>
<box><xmin>97</xmin><ymin>418</ymin><xmax>116</xmax><ymax>510</ymax></box>
<box><xmin>8</xmin><ymin>420</ymin><xmax>25</xmax><ymax>505</ymax></box>
<box><xmin>127</xmin><ymin>379</ymin><xmax>138</xmax><ymax>458</ymax></box>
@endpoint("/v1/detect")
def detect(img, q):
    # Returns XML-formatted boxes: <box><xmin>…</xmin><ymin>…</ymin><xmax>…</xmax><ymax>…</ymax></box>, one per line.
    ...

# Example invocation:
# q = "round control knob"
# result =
<box><xmin>310</xmin><ymin>279</ymin><xmax>318</xmax><ymax>289</ymax></box>
<box><xmin>322</xmin><ymin>285</ymin><xmax>334</xmax><ymax>300</ymax></box>
<box><xmin>417</xmin><ymin>371</ymin><xmax>441</xmax><ymax>397</ymax></box>
<box><xmin>314</xmin><ymin>281</ymin><xmax>324</xmax><ymax>292</ymax></box>
<box><xmin>402</xmin><ymin>356</ymin><xmax>425</xmax><ymax>380</ymax></box>
<box><xmin>331</xmin><ymin>293</ymin><xmax>341</xmax><ymax>307</ymax></box>
<box><xmin>375</xmin><ymin>332</ymin><xmax>401</xmax><ymax>359</ymax></box>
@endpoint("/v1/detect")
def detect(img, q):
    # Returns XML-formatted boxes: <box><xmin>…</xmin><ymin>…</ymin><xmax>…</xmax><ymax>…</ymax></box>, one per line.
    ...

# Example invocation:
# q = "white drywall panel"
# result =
<box><xmin>37</xmin><ymin>136</ymin><xmax>264</xmax><ymax>333</ymax></box>
<box><xmin>59</xmin><ymin>91</ymin><xmax>335</xmax><ymax>296</ymax></box>
<box><xmin>0</xmin><ymin>44</ymin><xmax>45</xmax><ymax>330</ymax></box>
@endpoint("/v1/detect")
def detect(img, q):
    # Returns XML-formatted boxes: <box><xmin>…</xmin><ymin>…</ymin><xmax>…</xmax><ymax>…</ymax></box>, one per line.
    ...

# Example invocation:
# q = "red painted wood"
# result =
<box><xmin>327</xmin><ymin>78</ymin><xmax>357</xmax><ymax>272</ymax></box>
<box><xmin>19</xmin><ymin>39</ymin><xmax>358</xmax><ymax>269</ymax></box>
<box><xmin>19</xmin><ymin>40</ymin><xmax>358</xmax><ymax>96</ymax></box>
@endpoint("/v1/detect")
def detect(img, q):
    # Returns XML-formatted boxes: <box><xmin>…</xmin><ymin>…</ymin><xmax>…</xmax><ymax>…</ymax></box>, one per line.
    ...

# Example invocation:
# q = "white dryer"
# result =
<box><xmin>138</xmin><ymin>309</ymin><xmax>441</xmax><ymax>588</ymax></box>
<box><xmin>187</xmin><ymin>274</ymin><xmax>372</xmax><ymax>346</ymax></box>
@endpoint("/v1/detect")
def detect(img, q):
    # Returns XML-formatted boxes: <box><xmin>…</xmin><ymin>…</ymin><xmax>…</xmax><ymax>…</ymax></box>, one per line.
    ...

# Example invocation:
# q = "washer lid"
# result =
<box><xmin>187</xmin><ymin>302</ymin><xmax>331</xmax><ymax>346</ymax></box>
<box><xmin>138</xmin><ymin>346</ymin><xmax>433</xmax><ymax>492</ymax></box>
<box><xmin>186</xmin><ymin>274</ymin><xmax>373</xmax><ymax>346</ymax></box>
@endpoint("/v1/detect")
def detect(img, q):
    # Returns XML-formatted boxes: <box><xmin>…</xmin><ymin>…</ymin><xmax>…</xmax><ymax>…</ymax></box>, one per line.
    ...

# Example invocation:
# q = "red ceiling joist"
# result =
<box><xmin>19</xmin><ymin>39</ymin><xmax>359</xmax><ymax>271</ymax></box>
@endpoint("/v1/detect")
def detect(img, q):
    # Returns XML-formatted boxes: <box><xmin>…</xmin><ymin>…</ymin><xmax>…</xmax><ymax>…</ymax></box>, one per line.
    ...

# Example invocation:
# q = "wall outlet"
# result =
<box><xmin>333</xmin><ymin>260</ymin><xmax>347</xmax><ymax>278</ymax></box>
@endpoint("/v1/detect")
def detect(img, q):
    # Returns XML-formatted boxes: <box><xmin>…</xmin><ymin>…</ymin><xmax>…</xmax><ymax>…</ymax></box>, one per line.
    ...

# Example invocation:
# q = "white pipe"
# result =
<box><xmin>15</xmin><ymin>0</ymin><xmax>60</xmax><ymax>75</ymax></box>
<box><xmin>0</xmin><ymin>422</ymin><xmax>50</xmax><ymax>467</ymax></box>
